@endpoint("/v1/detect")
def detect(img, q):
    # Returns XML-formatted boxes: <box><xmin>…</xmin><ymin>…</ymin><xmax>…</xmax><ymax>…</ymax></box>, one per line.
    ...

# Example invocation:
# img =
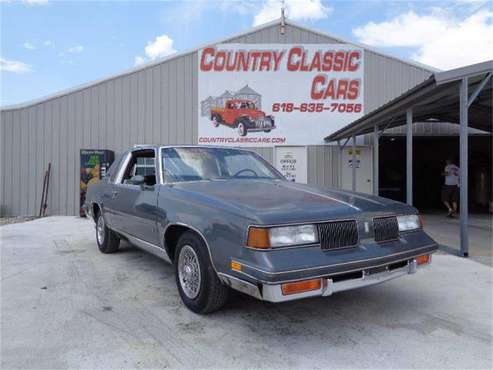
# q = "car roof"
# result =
<box><xmin>132</xmin><ymin>144</ymin><xmax>255</xmax><ymax>152</ymax></box>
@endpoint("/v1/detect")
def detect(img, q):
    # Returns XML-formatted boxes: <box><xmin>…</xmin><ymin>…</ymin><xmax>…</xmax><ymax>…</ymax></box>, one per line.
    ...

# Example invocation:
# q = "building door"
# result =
<box><xmin>341</xmin><ymin>146</ymin><xmax>373</xmax><ymax>194</ymax></box>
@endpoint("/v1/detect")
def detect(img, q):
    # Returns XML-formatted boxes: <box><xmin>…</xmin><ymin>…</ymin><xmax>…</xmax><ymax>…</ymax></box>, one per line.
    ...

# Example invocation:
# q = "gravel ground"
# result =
<box><xmin>1</xmin><ymin>216</ymin><xmax>492</xmax><ymax>369</ymax></box>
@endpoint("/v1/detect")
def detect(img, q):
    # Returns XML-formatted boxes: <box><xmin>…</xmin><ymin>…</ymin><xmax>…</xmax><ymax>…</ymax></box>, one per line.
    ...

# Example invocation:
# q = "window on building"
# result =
<box><xmin>135</xmin><ymin>157</ymin><xmax>155</xmax><ymax>176</ymax></box>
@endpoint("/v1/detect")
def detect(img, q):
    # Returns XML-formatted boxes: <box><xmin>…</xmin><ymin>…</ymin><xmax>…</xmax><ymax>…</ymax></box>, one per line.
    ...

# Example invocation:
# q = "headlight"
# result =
<box><xmin>247</xmin><ymin>224</ymin><xmax>318</xmax><ymax>249</ymax></box>
<box><xmin>397</xmin><ymin>214</ymin><xmax>421</xmax><ymax>232</ymax></box>
<box><xmin>269</xmin><ymin>224</ymin><xmax>318</xmax><ymax>247</ymax></box>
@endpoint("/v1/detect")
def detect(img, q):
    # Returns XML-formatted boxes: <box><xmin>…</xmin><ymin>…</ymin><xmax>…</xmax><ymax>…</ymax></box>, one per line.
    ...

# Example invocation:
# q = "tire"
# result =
<box><xmin>95</xmin><ymin>211</ymin><xmax>120</xmax><ymax>254</ymax></box>
<box><xmin>174</xmin><ymin>231</ymin><xmax>229</xmax><ymax>314</ymax></box>
<box><xmin>237</xmin><ymin>121</ymin><xmax>247</xmax><ymax>137</ymax></box>
<box><xmin>211</xmin><ymin>114</ymin><xmax>220</xmax><ymax>127</ymax></box>
<box><xmin>264</xmin><ymin>117</ymin><xmax>274</xmax><ymax>133</ymax></box>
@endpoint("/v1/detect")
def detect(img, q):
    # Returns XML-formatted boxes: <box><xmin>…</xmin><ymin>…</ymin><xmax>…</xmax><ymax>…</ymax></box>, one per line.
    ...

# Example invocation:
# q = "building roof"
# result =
<box><xmin>380</xmin><ymin>121</ymin><xmax>490</xmax><ymax>136</ymax></box>
<box><xmin>1</xmin><ymin>18</ymin><xmax>438</xmax><ymax>111</ymax></box>
<box><xmin>236</xmin><ymin>85</ymin><xmax>260</xmax><ymax>95</ymax></box>
<box><xmin>219</xmin><ymin>90</ymin><xmax>234</xmax><ymax>98</ymax></box>
<box><xmin>325</xmin><ymin>60</ymin><xmax>493</xmax><ymax>141</ymax></box>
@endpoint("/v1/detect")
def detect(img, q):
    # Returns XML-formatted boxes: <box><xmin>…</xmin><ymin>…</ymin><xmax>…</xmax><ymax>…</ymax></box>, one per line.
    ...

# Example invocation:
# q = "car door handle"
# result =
<box><xmin>111</xmin><ymin>190</ymin><xmax>119</xmax><ymax>199</ymax></box>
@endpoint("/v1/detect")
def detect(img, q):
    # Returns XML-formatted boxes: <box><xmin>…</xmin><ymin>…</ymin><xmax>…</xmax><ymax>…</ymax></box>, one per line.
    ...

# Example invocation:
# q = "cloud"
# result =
<box><xmin>23</xmin><ymin>42</ymin><xmax>36</xmax><ymax>50</ymax></box>
<box><xmin>253</xmin><ymin>0</ymin><xmax>332</xmax><ymax>26</ymax></box>
<box><xmin>353</xmin><ymin>9</ymin><xmax>493</xmax><ymax>70</ymax></box>
<box><xmin>144</xmin><ymin>35</ymin><xmax>176</xmax><ymax>59</ymax></box>
<box><xmin>134</xmin><ymin>56</ymin><xmax>145</xmax><ymax>66</ymax></box>
<box><xmin>67</xmin><ymin>45</ymin><xmax>84</xmax><ymax>53</ymax></box>
<box><xmin>0</xmin><ymin>57</ymin><xmax>33</xmax><ymax>73</ymax></box>
<box><xmin>43</xmin><ymin>40</ymin><xmax>54</xmax><ymax>47</ymax></box>
<box><xmin>135</xmin><ymin>34</ymin><xmax>176</xmax><ymax>66</ymax></box>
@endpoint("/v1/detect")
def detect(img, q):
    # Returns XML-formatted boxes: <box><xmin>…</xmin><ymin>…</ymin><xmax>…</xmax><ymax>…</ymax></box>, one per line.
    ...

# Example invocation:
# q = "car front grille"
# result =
<box><xmin>318</xmin><ymin>220</ymin><xmax>359</xmax><ymax>250</ymax></box>
<box><xmin>373</xmin><ymin>216</ymin><xmax>399</xmax><ymax>242</ymax></box>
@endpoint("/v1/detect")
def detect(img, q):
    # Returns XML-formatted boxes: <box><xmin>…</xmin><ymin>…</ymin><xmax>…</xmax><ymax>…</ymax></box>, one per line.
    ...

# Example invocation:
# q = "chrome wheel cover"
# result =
<box><xmin>178</xmin><ymin>245</ymin><xmax>201</xmax><ymax>299</ymax></box>
<box><xmin>96</xmin><ymin>215</ymin><xmax>105</xmax><ymax>245</ymax></box>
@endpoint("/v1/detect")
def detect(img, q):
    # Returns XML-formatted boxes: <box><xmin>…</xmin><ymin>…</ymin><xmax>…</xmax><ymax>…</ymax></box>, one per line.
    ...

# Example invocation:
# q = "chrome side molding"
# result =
<box><xmin>115</xmin><ymin>228</ymin><xmax>173</xmax><ymax>264</ymax></box>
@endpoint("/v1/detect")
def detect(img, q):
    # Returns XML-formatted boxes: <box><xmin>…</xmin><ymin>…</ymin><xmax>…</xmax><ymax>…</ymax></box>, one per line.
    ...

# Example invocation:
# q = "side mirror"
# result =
<box><xmin>128</xmin><ymin>175</ymin><xmax>145</xmax><ymax>186</ymax></box>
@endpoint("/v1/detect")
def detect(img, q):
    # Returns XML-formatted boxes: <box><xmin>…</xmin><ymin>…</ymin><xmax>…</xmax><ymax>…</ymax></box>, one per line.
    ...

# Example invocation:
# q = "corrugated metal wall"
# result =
<box><xmin>0</xmin><ymin>22</ymin><xmax>431</xmax><ymax>216</ymax></box>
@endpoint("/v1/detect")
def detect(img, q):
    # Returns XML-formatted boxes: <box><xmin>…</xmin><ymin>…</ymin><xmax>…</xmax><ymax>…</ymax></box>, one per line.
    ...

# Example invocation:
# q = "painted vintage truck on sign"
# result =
<box><xmin>210</xmin><ymin>99</ymin><xmax>275</xmax><ymax>136</ymax></box>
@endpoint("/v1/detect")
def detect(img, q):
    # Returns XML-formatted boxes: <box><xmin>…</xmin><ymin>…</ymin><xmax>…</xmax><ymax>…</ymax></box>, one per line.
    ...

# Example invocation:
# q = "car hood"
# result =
<box><xmin>171</xmin><ymin>179</ymin><xmax>412</xmax><ymax>224</ymax></box>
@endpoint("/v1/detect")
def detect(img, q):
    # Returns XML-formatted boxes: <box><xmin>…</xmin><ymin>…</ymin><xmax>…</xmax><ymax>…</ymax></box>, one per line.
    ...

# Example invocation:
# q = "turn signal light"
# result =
<box><xmin>416</xmin><ymin>254</ymin><xmax>431</xmax><ymax>265</ymax></box>
<box><xmin>247</xmin><ymin>227</ymin><xmax>271</xmax><ymax>249</ymax></box>
<box><xmin>281</xmin><ymin>278</ymin><xmax>322</xmax><ymax>295</ymax></box>
<box><xmin>230</xmin><ymin>260</ymin><xmax>242</xmax><ymax>271</ymax></box>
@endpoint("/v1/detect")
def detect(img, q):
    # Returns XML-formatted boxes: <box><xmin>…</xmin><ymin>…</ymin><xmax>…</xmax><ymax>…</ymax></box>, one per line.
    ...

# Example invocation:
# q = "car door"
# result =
<box><xmin>106</xmin><ymin>149</ymin><xmax>160</xmax><ymax>245</ymax></box>
<box><xmin>223</xmin><ymin>101</ymin><xmax>237</xmax><ymax>126</ymax></box>
<box><xmin>101</xmin><ymin>151</ymin><xmax>130</xmax><ymax>227</ymax></box>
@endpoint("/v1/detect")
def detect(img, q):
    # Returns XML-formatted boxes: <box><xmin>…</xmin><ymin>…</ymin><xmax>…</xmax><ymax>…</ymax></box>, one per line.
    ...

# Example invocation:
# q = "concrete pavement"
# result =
<box><xmin>423</xmin><ymin>212</ymin><xmax>493</xmax><ymax>266</ymax></box>
<box><xmin>1</xmin><ymin>216</ymin><xmax>492</xmax><ymax>369</ymax></box>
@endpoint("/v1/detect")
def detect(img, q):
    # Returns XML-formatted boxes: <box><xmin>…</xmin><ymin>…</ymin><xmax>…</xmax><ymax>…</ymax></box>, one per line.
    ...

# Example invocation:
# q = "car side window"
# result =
<box><xmin>119</xmin><ymin>149</ymin><xmax>157</xmax><ymax>186</ymax></box>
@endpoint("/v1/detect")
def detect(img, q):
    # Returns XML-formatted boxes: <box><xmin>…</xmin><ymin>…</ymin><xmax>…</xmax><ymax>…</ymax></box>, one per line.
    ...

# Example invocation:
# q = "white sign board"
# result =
<box><xmin>275</xmin><ymin>146</ymin><xmax>307</xmax><ymax>183</ymax></box>
<box><xmin>198</xmin><ymin>44</ymin><xmax>364</xmax><ymax>147</ymax></box>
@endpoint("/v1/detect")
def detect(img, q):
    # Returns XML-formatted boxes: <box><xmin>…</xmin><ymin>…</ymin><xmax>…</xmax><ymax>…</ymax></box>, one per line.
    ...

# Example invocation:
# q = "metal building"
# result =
<box><xmin>0</xmin><ymin>19</ymin><xmax>434</xmax><ymax>216</ymax></box>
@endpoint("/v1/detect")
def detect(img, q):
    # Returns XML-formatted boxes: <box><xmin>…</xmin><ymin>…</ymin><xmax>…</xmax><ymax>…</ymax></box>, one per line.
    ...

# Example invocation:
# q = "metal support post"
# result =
<box><xmin>406</xmin><ymin>109</ymin><xmax>413</xmax><ymax>205</ymax></box>
<box><xmin>351</xmin><ymin>135</ymin><xmax>356</xmax><ymax>191</ymax></box>
<box><xmin>373</xmin><ymin>125</ymin><xmax>379</xmax><ymax>196</ymax></box>
<box><xmin>459</xmin><ymin>78</ymin><xmax>469</xmax><ymax>257</ymax></box>
<box><xmin>337</xmin><ymin>140</ymin><xmax>342</xmax><ymax>189</ymax></box>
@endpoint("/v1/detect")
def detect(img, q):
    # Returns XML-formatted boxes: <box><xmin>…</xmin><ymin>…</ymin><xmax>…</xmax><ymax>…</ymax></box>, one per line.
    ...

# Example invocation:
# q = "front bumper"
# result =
<box><xmin>219</xmin><ymin>252</ymin><xmax>433</xmax><ymax>303</ymax></box>
<box><xmin>262</xmin><ymin>257</ymin><xmax>423</xmax><ymax>302</ymax></box>
<box><xmin>247</xmin><ymin>116</ymin><xmax>275</xmax><ymax>132</ymax></box>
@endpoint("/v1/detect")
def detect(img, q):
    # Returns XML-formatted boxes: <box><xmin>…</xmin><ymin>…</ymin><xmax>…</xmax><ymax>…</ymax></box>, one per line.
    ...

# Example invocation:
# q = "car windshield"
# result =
<box><xmin>161</xmin><ymin>147</ymin><xmax>284</xmax><ymax>182</ymax></box>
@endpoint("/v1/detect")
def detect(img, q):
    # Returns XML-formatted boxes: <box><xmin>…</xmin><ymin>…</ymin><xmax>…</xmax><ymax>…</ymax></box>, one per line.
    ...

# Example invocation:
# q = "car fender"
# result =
<box><xmin>157</xmin><ymin>186</ymin><xmax>257</xmax><ymax>274</ymax></box>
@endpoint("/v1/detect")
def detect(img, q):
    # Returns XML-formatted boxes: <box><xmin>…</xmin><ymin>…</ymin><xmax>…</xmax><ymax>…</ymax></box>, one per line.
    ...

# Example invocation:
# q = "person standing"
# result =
<box><xmin>441</xmin><ymin>159</ymin><xmax>460</xmax><ymax>217</ymax></box>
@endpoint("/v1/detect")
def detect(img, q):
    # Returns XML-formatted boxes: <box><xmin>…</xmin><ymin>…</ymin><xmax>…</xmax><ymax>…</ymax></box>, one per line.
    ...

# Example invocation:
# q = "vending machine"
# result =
<box><xmin>80</xmin><ymin>149</ymin><xmax>115</xmax><ymax>217</ymax></box>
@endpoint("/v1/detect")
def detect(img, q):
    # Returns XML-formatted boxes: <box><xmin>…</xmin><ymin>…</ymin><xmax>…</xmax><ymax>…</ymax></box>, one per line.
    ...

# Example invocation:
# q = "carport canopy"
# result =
<box><xmin>325</xmin><ymin>60</ymin><xmax>493</xmax><ymax>257</ymax></box>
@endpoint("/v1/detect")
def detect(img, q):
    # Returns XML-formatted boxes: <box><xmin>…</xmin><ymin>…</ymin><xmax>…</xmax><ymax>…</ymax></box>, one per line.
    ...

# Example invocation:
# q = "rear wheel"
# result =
<box><xmin>211</xmin><ymin>114</ymin><xmax>221</xmax><ymax>127</ymax></box>
<box><xmin>95</xmin><ymin>211</ymin><xmax>120</xmax><ymax>254</ymax></box>
<box><xmin>175</xmin><ymin>231</ymin><xmax>229</xmax><ymax>314</ymax></box>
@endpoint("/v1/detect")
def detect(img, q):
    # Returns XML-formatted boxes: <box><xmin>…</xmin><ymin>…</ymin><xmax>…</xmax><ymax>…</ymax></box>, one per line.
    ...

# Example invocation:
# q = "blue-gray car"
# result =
<box><xmin>85</xmin><ymin>145</ymin><xmax>438</xmax><ymax>313</ymax></box>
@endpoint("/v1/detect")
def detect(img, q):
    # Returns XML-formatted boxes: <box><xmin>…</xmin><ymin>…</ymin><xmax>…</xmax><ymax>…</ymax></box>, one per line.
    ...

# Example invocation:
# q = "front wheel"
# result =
<box><xmin>96</xmin><ymin>211</ymin><xmax>120</xmax><ymax>254</ymax></box>
<box><xmin>175</xmin><ymin>231</ymin><xmax>229</xmax><ymax>314</ymax></box>
<box><xmin>237</xmin><ymin>122</ymin><xmax>247</xmax><ymax>137</ymax></box>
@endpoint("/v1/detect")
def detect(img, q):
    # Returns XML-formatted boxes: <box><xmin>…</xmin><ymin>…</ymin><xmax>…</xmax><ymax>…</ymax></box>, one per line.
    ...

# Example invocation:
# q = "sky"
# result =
<box><xmin>1</xmin><ymin>0</ymin><xmax>492</xmax><ymax>106</ymax></box>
